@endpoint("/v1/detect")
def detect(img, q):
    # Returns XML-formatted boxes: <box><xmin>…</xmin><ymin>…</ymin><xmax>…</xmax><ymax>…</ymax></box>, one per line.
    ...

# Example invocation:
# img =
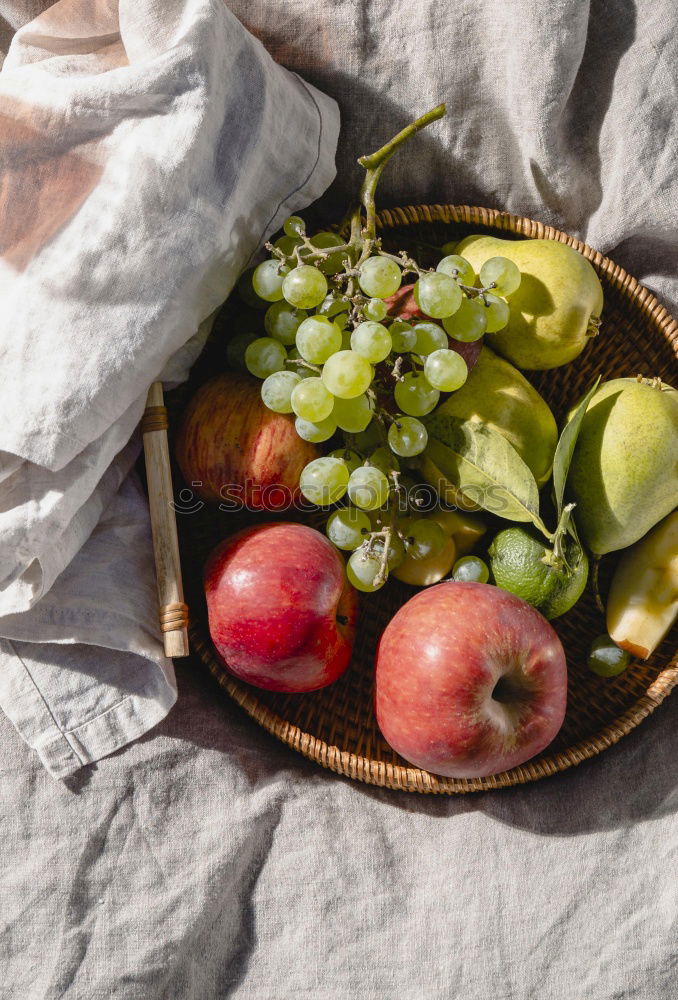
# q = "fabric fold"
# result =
<box><xmin>0</xmin><ymin>0</ymin><xmax>340</xmax><ymax>776</ymax></box>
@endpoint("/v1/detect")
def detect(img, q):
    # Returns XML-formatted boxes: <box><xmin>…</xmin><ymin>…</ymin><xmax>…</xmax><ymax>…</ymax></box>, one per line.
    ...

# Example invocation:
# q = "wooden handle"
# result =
<box><xmin>142</xmin><ymin>382</ymin><xmax>189</xmax><ymax>658</ymax></box>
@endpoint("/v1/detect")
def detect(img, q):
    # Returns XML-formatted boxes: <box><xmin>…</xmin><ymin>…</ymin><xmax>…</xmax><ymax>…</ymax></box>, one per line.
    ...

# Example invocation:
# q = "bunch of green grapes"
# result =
<box><xmin>228</xmin><ymin>106</ymin><xmax>524</xmax><ymax>593</ymax></box>
<box><xmin>231</xmin><ymin>217</ymin><xmax>522</xmax><ymax>592</ymax></box>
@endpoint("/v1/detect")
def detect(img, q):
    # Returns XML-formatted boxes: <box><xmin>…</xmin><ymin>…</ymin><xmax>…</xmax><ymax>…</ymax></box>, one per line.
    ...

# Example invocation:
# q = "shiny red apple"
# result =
<box><xmin>204</xmin><ymin>523</ymin><xmax>358</xmax><ymax>692</ymax></box>
<box><xmin>375</xmin><ymin>582</ymin><xmax>567</xmax><ymax>777</ymax></box>
<box><xmin>175</xmin><ymin>372</ymin><xmax>318</xmax><ymax>510</ymax></box>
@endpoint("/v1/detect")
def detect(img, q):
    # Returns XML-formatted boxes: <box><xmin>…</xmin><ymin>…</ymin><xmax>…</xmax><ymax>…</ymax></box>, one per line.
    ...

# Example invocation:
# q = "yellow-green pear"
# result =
<box><xmin>566</xmin><ymin>377</ymin><xmax>678</xmax><ymax>555</ymax></box>
<box><xmin>606</xmin><ymin>512</ymin><xmax>678</xmax><ymax>659</ymax></box>
<box><xmin>429</xmin><ymin>346</ymin><xmax>557</xmax><ymax>486</ymax></box>
<box><xmin>455</xmin><ymin>235</ymin><xmax>603</xmax><ymax>370</ymax></box>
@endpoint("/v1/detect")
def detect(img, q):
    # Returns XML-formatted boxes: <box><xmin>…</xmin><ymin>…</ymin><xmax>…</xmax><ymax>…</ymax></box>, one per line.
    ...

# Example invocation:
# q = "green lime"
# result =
<box><xmin>487</xmin><ymin>525</ymin><xmax>589</xmax><ymax>620</ymax></box>
<box><xmin>588</xmin><ymin>635</ymin><xmax>631</xmax><ymax>677</ymax></box>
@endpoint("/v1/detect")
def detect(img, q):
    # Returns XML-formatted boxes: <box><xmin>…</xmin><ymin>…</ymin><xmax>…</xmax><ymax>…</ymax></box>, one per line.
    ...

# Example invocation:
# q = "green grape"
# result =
<box><xmin>353</xmin><ymin>421</ymin><xmax>383</xmax><ymax>453</ymax></box>
<box><xmin>394</xmin><ymin>372</ymin><xmax>440</xmax><ymax>416</ymax></box>
<box><xmin>226</xmin><ymin>331</ymin><xmax>257</xmax><ymax>371</ymax></box>
<box><xmin>310</xmin><ymin>232</ymin><xmax>347</xmax><ymax>275</ymax></box>
<box><xmin>321</xmin><ymin>350</ymin><xmax>373</xmax><ymax>399</ymax></box>
<box><xmin>340</xmin><ymin>329</ymin><xmax>353</xmax><ymax>351</ymax></box>
<box><xmin>389</xmin><ymin>320</ymin><xmax>417</xmax><ymax>353</ymax></box>
<box><xmin>272</xmin><ymin>234</ymin><xmax>300</xmax><ymax>256</ymax></box>
<box><xmin>291</xmin><ymin>376</ymin><xmax>334</xmax><ymax>422</ymax></box>
<box><xmin>245</xmin><ymin>337</ymin><xmax>287</xmax><ymax>378</ymax></box>
<box><xmin>318</xmin><ymin>294</ymin><xmax>350</xmax><ymax>319</ymax></box>
<box><xmin>329</xmin><ymin>449</ymin><xmax>362</xmax><ymax>474</ymax></box>
<box><xmin>252</xmin><ymin>259</ymin><xmax>287</xmax><ymax>302</ymax></box>
<box><xmin>347</xmin><ymin>466</ymin><xmax>390</xmax><ymax>511</ymax></box>
<box><xmin>332</xmin><ymin>393</ymin><xmax>373</xmax><ymax>433</ymax></box>
<box><xmin>363</xmin><ymin>298</ymin><xmax>388</xmax><ymax>322</ymax></box>
<box><xmin>236</xmin><ymin>267</ymin><xmax>268</xmax><ymax>309</ymax></box>
<box><xmin>588</xmin><ymin>635</ymin><xmax>631</xmax><ymax>677</ymax></box>
<box><xmin>283</xmin><ymin>215</ymin><xmax>305</xmax><ymax>238</ymax></box>
<box><xmin>282</xmin><ymin>265</ymin><xmax>328</xmax><ymax>309</ymax></box>
<box><xmin>264</xmin><ymin>301</ymin><xmax>307</xmax><ymax>345</ymax></box>
<box><xmin>441</xmin><ymin>241</ymin><xmax>459</xmax><ymax>255</ymax></box>
<box><xmin>482</xmin><ymin>293</ymin><xmax>510</xmax><ymax>333</ymax></box>
<box><xmin>347</xmin><ymin>548</ymin><xmax>387</xmax><ymax>592</ymax></box>
<box><xmin>295</xmin><ymin>315</ymin><xmax>342</xmax><ymax>363</ymax></box>
<box><xmin>452</xmin><ymin>556</ymin><xmax>489</xmax><ymax>583</ymax></box>
<box><xmin>413</xmin><ymin>321</ymin><xmax>448</xmax><ymax>355</ymax></box>
<box><xmin>424</xmin><ymin>349</ymin><xmax>468</xmax><ymax>392</ymax></box>
<box><xmin>350</xmin><ymin>321</ymin><xmax>392</xmax><ymax>363</ymax></box>
<box><xmin>295</xmin><ymin>415</ymin><xmax>337</xmax><ymax>443</ymax></box>
<box><xmin>367</xmin><ymin>447</ymin><xmax>400</xmax><ymax>476</ymax></box>
<box><xmin>299</xmin><ymin>457</ymin><xmax>349</xmax><ymax>505</ymax></box>
<box><xmin>479</xmin><ymin>256</ymin><xmax>521</xmax><ymax>297</ymax></box>
<box><xmin>260</xmin><ymin>370</ymin><xmax>302</xmax><ymax>413</ymax></box>
<box><xmin>388</xmin><ymin>416</ymin><xmax>428</xmax><ymax>457</ymax></box>
<box><xmin>326</xmin><ymin>507</ymin><xmax>371</xmax><ymax>551</ymax></box>
<box><xmin>413</xmin><ymin>273</ymin><xmax>462</xmax><ymax>319</ymax></box>
<box><xmin>442</xmin><ymin>297</ymin><xmax>487</xmax><ymax>342</ymax></box>
<box><xmin>399</xmin><ymin>518</ymin><xmax>446</xmax><ymax>560</ymax></box>
<box><xmin>358</xmin><ymin>256</ymin><xmax>402</xmax><ymax>298</ymax></box>
<box><xmin>436</xmin><ymin>254</ymin><xmax>476</xmax><ymax>286</ymax></box>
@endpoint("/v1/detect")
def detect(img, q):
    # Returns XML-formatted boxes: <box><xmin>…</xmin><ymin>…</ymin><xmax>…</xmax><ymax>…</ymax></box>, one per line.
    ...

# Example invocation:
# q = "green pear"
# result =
<box><xmin>429</xmin><ymin>346</ymin><xmax>557</xmax><ymax>486</ymax></box>
<box><xmin>455</xmin><ymin>235</ymin><xmax>603</xmax><ymax>370</ymax></box>
<box><xmin>566</xmin><ymin>377</ymin><xmax>678</xmax><ymax>555</ymax></box>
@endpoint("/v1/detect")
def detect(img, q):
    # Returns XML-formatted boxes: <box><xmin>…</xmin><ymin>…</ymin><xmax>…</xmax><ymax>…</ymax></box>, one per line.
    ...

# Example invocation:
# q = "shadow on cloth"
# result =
<box><xmin>123</xmin><ymin>659</ymin><xmax>678</xmax><ymax>839</ymax></box>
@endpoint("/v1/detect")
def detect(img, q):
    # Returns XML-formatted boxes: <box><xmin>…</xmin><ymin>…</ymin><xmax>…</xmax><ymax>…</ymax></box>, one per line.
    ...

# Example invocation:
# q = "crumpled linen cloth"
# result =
<box><xmin>1</xmin><ymin>1</ymin><xmax>678</xmax><ymax>998</ymax></box>
<box><xmin>0</xmin><ymin>0</ymin><xmax>339</xmax><ymax>775</ymax></box>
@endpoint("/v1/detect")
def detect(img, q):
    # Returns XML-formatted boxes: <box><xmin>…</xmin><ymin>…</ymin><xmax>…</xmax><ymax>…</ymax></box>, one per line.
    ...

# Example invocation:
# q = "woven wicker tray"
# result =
<box><xmin>174</xmin><ymin>204</ymin><xmax>678</xmax><ymax>794</ymax></box>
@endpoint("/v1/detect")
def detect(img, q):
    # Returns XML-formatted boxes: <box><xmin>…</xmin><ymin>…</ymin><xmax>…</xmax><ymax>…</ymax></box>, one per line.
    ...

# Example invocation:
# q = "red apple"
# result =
<box><xmin>175</xmin><ymin>372</ymin><xmax>318</xmax><ymax>510</ymax></box>
<box><xmin>385</xmin><ymin>283</ymin><xmax>482</xmax><ymax>371</ymax></box>
<box><xmin>204</xmin><ymin>523</ymin><xmax>358</xmax><ymax>692</ymax></box>
<box><xmin>375</xmin><ymin>582</ymin><xmax>567</xmax><ymax>777</ymax></box>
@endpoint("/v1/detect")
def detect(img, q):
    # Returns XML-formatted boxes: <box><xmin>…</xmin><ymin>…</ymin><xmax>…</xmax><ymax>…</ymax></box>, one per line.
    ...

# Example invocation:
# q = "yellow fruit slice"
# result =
<box><xmin>607</xmin><ymin>512</ymin><xmax>678</xmax><ymax>659</ymax></box>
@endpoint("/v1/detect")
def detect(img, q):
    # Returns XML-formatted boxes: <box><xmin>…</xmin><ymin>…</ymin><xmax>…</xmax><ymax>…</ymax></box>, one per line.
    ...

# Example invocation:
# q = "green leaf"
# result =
<box><xmin>552</xmin><ymin>376</ymin><xmax>601</xmax><ymax>518</ymax></box>
<box><xmin>424</xmin><ymin>413</ymin><xmax>550</xmax><ymax>538</ymax></box>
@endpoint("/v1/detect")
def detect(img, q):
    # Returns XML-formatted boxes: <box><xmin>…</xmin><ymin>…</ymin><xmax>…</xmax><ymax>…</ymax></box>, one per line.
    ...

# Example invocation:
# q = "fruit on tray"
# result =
<box><xmin>392</xmin><ymin>534</ymin><xmax>457</xmax><ymax>586</ymax></box>
<box><xmin>488</xmin><ymin>524</ymin><xmax>589</xmax><ymax>619</ymax></box>
<box><xmin>606</xmin><ymin>512</ymin><xmax>678</xmax><ymax>659</ymax></box>
<box><xmin>587</xmin><ymin>636</ymin><xmax>631</xmax><ymax>677</ymax></box>
<box><xmin>390</xmin><ymin>508</ymin><xmax>486</xmax><ymax>585</ymax></box>
<box><xmin>454</xmin><ymin>236</ymin><xmax>603</xmax><ymax>370</ymax></box>
<box><xmin>425</xmin><ymin>346</ymin><xmax>558</xmax><ymax>486</ymax></box>
<box><xmin>431</xmin><ymin>508</ymin><xmax>487</xmax><ymax>555</ymax></box>
<box><xmin>375</xmin><ymin>581</ymin><xmax>567</xmax><ymax>778</ymax></box>
<box><xmin>175</xmin><ymin>372</ymin><xmax>318</xmax><ymax>509</ymax></box>
<box><xmin>566</xmin><ymin>377</ymin><xmax>678</xmax><ymax>554</ymax></box>
<box><xmin>204</xmin><ymin>523</ymin><xmax>357</xmax><ymax>692</ymax></box>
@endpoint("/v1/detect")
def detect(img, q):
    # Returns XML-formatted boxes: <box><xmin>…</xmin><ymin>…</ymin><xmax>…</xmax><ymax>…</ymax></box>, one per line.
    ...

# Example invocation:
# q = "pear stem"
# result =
<box><xmin>541</xmin><ymin>503</ymin><xmax>576</xmax><ymax>573</ymax></box>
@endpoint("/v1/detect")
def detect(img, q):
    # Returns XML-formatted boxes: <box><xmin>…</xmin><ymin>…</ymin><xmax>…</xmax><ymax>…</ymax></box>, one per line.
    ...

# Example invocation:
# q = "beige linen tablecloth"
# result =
<box><xmin>1</xmin><ymin>1</ymin><xmax>677</xmax><ymax>997</ymax></box>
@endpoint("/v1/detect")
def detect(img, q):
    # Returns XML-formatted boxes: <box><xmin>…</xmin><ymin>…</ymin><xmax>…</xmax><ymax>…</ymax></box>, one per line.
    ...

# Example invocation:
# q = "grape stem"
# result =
<box><xmin>376</xmin><ymin>248</ymin><xmax>425</xmax><ymax>277</ymax></box>
<box><xmin>367</xmin><ymin>470</ymin><xmax>403</xmax><ymax>587</ymax></box>
<box><xmin>284</xmin><ymin>358</ymin><xmax>320</xmax><ymax>374</ymax></box>
<box><xmin>390</xmin><ymin>356</ymin><xmax>405</xmax><ymax>382</ymax></box>
<box><xmin>357</xmin><ymin>104</ymin><xmax>447</xmax><ymax>242</ymax></box>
